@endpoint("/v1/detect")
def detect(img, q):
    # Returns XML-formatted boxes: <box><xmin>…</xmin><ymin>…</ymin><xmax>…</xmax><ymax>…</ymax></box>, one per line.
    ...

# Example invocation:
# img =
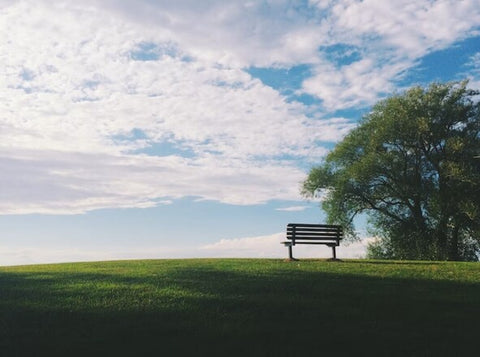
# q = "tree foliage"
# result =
<box><xmin>303</xmin><ymin>81</ymin><xmax>480</xmax><ymax>261</ymax></box>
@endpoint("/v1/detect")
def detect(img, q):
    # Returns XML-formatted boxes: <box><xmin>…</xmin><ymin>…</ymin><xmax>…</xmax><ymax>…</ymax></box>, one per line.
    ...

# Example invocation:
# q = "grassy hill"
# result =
<box><xmin>1</xmin><ymin>259</ymin><xmax>479</xmax><ymax>356</ymax></box>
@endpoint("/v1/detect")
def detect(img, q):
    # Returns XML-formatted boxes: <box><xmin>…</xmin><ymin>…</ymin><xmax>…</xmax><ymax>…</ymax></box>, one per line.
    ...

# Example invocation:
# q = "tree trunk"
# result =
<box><xmin>436</xmin><ymin>223</ymin><xmax>448</xmax><ymax>260</ymax></box>
<box><xmin>448</xmin><ymin>225</ymin><xmax>460</xmax><ymax>261</ymax></box>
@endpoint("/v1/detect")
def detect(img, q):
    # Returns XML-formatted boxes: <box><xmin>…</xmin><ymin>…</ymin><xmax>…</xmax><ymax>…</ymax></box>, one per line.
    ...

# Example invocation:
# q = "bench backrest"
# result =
<box><xmin>286</xmin><ymin>223</ymin><xmax>343</xmax><ymax>245</ymax></box>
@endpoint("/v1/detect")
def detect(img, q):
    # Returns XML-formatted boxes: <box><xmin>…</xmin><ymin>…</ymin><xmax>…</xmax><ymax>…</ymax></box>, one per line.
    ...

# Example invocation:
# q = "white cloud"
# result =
<box><xmin>327</xmin><ymin>0</ymin><xmax>480</xmax><ymax>57</ymax></box>
<box><xmin>1</xmin><ymin>1</ymin><xmax>357</xmax><ymax>213</ymax></box>
<box><xmin>275</xmin><ymin>206</ymin><xmax>309</xmax><ymax>212</ymax></box>
<box><xmin>200</xmin><ymin>233</ymin><xmax>286</xmax><ymax>258</ymax></box>
<box><xmin>304</xmin><ymin>0</ymin><xmax>480</xmax><ymax>110</ymax></box>
<box><xmin>0</xmin><ymin>148</ymin><xmax>310</xmax><ymax>214</ymax></box>
<box><xmin>93</xmin><ymin>0</ymin><xmax>325</xmax><ymax>68</ymax></box>
<box><xmin>1</xmin><ymin>0</ymin><xmax>479</xmax><ymax>215</ymax></box>
<box><xmin>303</xmin><ymin>58</ymin><xmax>411</xmax><ymax>110</ymax></box>
<box><xmin>97</xmin><ymin>0</ymin><xmax>480</xmax><ymax>71</ymax></box>
<box><xmin>464</xmin><ymin>53</ymin><xmax>480</xmax><ymax>89</ymax></box>
<box><xmin>1</xmin><ymin>1</ymin><xmax>345</xmax><ymax>155</ymax></box>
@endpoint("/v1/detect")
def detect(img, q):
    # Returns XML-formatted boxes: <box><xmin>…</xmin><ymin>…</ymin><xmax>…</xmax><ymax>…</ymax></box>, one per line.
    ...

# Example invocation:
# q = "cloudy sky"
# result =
<box><xmin>1</xmin><ymin>0</ymin><xmax>479</xmax><ymax>265</ymax></box>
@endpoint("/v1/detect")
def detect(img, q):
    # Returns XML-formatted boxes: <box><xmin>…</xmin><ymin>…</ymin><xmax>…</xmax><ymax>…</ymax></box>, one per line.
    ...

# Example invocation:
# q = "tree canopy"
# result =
<box><xmin>302</xmin><ymin>81</ymin><xmax>480</xmax><ymax>261</ymax></box>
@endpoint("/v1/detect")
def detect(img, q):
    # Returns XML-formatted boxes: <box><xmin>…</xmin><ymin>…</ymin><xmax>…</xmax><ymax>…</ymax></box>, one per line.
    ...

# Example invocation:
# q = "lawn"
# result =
<box><xmin>1</xmin><ymin>259</ymin><xmax>479</xmax><ymax>356</ymax></box>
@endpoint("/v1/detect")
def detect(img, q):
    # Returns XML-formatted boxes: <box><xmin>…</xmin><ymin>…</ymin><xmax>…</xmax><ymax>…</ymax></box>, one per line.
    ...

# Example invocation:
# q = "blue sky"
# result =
<box><xmin>1</xmin><ymin>0</ymin><xmax>480</xmax><ymax>265</ymax></box>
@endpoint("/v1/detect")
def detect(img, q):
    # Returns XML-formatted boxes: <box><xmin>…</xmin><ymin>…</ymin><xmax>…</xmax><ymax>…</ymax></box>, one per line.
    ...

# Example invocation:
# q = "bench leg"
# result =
<box><xmin>331</xmin><ymin>245</ymin><xmax>337</xmax><ymax>260</ymax></box>
<box><xmin>287</xmin><ymin>244</ymin><xmax>298</xmax><ymax>261</ymax></box>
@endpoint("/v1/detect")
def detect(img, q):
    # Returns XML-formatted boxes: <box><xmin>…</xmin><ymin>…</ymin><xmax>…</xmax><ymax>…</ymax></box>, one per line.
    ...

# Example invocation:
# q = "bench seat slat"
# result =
<box><xmin>295</xmin><ymin>241</ymin><xmax>337</xmax><ymax>245</ymax></box>
<box><xmin>282</xmin><ymin>241</ymin><xmax>340</xmax><ymax>246</ymax></box>
<box><xmin>287</xmin><ymin>233</ymin><xmax>341</xmax><ymax>238</ymax></box>
<box><xmin>287</xmin><ymin>224</ymin><xmax>341</xmax><ymax>228</ymax></box>
<box><xmin>287</xmin><ymin>225</ymin><xmax>342</xmax><ymax>232</ymax></box>
<box><xmin>287</xmin><ymin>223</ymin><xmax>342</xmax><ymax>228</ymax></box>
<box><xmin>287</xmin><ymin>232</ymin><xmax>341</xmax><ymax>236</ymax></box>
<box><xmin>287</xmin><ymin>226</ymin><xmax>342</xmax><ymax>231</ymax></box>
<box><xmin>287</xmin><ymin>237</ymin><xmax>339</xmax><ymax>241</ymax></box>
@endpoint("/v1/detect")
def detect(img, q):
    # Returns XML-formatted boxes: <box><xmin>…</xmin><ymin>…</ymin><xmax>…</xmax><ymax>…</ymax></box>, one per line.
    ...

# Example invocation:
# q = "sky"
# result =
<box><xmin>1</xmin><ymin>0</ymin><xmax>480</xmax><ymax>266</ymax></box>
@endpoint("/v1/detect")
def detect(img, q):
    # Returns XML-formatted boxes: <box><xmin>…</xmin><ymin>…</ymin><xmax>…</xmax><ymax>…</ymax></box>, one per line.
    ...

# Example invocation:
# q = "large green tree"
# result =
<box><xmin>302</xmin><ymin>81</ymin><xmax>480</xmax><ymax>261</ymax></box>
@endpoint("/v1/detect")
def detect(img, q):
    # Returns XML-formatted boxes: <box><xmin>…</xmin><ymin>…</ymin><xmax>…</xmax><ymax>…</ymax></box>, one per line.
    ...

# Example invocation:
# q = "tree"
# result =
<box><xmin>302</xmin><ymin>81</ymin><xmax>480</xmax><ymax>261</ymax></box>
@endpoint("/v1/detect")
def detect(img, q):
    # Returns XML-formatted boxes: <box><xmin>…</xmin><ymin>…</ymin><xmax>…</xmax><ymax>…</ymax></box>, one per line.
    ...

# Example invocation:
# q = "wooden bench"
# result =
<box><xmin>281</xmin><ymin>223</ymin><xmax>343</xmax><ymax>260</ymax></box>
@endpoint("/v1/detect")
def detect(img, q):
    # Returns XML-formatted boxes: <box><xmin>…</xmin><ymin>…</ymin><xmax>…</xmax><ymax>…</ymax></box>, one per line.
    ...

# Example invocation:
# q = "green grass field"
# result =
<box><xmin>1</xmin><ymin>259</ymin><xmax>479</xmax><ymax>356</ymax></box>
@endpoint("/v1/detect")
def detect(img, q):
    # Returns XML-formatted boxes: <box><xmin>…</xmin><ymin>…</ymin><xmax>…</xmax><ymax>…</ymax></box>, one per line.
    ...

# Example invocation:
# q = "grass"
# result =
<box><xmin>1</xmin><ymin>259</ymin><xmax>479</xmax><ymax>356</ymax></box>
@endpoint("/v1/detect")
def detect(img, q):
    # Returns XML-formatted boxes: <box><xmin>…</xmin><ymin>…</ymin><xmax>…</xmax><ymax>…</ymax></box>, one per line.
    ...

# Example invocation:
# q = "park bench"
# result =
<box><xmin>282</xmin><ymin>223</ymin><xmax>343</xmax><ymax>260</ymax></box>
